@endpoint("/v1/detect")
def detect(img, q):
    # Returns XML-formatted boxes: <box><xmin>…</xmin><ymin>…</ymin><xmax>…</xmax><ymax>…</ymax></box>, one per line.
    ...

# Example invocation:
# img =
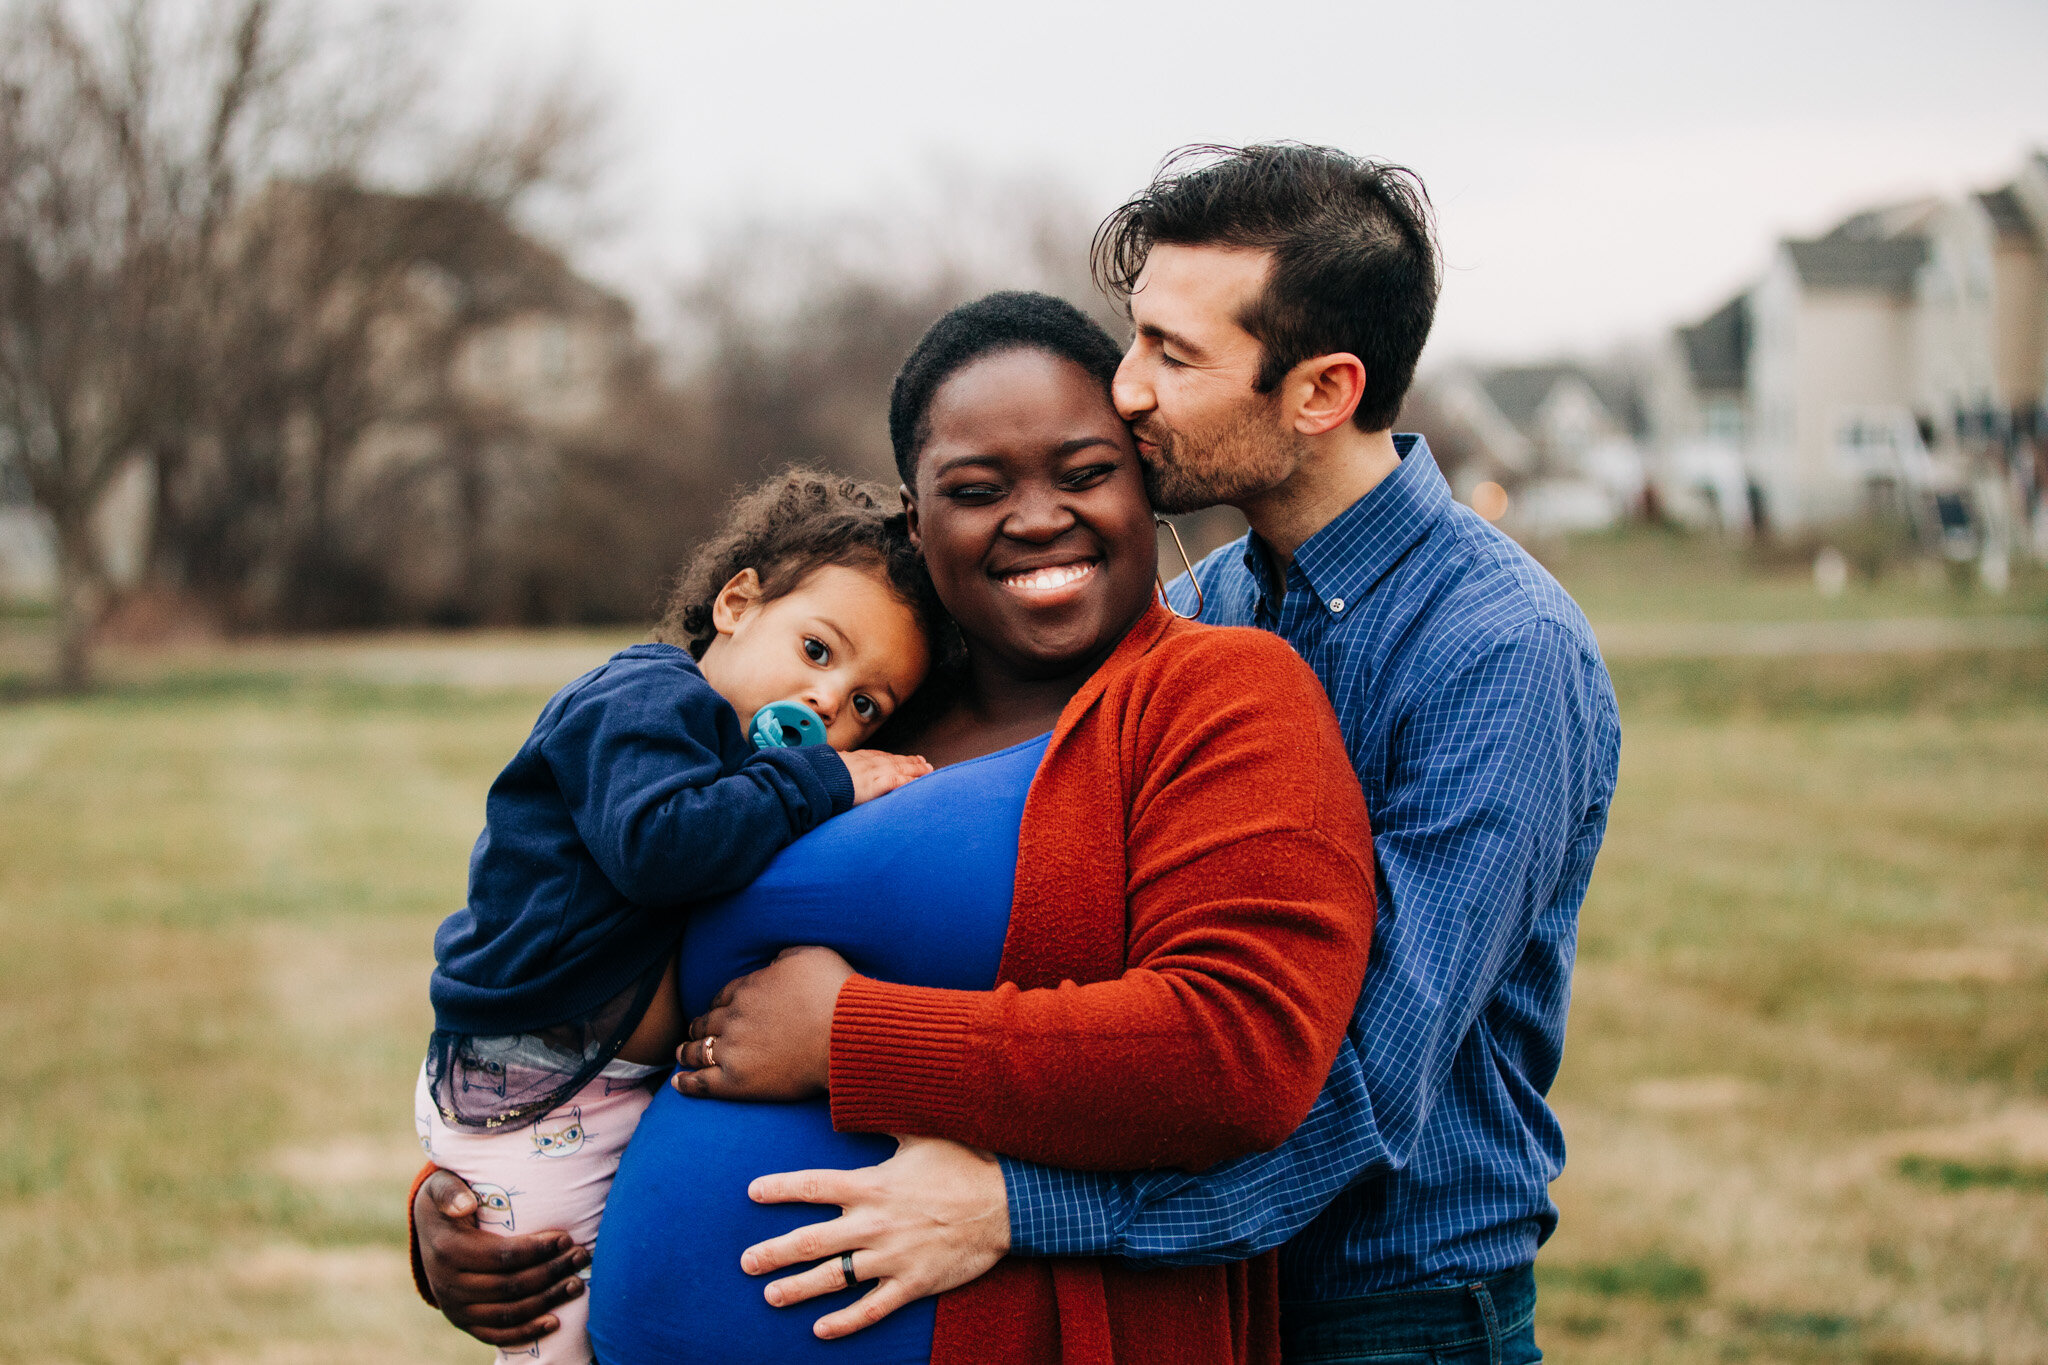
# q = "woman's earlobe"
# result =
<box><xmin>899</xmin><ymin>487</ymin><xmax>922</xmax><ymax>551</ymax></box>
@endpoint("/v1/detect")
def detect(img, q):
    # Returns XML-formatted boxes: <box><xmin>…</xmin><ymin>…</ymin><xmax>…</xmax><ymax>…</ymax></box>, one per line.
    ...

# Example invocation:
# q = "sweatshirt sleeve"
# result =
<box><xmin>829</xmin><ymin>632</ymin><xmax>1376</xmax><ymax>1171</ymax></box>
<box><xmin>539</xmin><ymin>656</ymin><xmax>854</xmax><ymax>908</ymax></box>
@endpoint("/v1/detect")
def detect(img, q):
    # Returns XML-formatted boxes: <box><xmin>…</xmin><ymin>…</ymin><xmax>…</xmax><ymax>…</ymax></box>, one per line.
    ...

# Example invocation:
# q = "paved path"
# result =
<box><xmin>243</xmin><ymin>617</ymin><xmax>2048</xmax><ymax>688</ymax></box>
<box><xmin>1591</xmin><ymin>616</ymin><xmax>2048</xmax><ymax>660</ymax></box>
<box><xmin>9</xmin><ymin>617</ymin><xmax>2042</xmax><ymax>693</ymax></box>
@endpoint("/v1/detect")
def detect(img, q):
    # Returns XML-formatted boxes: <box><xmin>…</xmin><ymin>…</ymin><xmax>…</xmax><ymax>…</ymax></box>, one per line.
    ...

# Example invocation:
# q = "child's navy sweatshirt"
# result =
<box><xmin>430</xmin><ymin>642</ymin><xmax>854</xmax><ymax>1037</ymax></box>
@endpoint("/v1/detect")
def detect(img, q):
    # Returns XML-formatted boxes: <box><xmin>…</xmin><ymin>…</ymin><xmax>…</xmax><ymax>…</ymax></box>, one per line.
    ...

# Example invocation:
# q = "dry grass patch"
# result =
<box><xmin>2</xmin><ymin>637</ymin><xmax>2043</xmax><ymax>1361</ymax></box>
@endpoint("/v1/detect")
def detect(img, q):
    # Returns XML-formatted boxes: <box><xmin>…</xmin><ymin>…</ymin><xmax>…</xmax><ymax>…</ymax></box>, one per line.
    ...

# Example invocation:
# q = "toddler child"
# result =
<box><xmin>414</xmin><ymin>471</ymin><xmax>942</xmax><ymax>1364</ymax></box>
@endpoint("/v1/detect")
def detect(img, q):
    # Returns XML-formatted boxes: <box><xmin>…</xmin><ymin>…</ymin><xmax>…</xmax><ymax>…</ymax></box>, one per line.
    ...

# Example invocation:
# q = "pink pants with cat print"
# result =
<box><xmin>414</xmin><ymin>1062</ymin><xmax>659</xmax><ymax>1365</ymax></box>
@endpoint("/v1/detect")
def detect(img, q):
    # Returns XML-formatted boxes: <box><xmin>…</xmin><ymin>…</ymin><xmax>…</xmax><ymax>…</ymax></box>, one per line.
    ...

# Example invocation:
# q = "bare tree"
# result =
<box><xmin>0</xmin><ymin>0</ymin><xmax>616</xmax><ymax>683</ymax></box>
<box><xmin>671</xmin><ymin>174</ymin><xmax>1121</xmax><ymax>491</ymax></box>
<box><xmin>0</xmin><ymin>0</ymin><xmax>416</xmax><ymax>687</ymax></box>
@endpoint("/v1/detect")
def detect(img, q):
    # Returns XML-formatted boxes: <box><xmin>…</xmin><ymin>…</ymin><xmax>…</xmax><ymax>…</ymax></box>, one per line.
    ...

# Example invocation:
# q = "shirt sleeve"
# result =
<box><xmin>537</xmin><ymin>659</ymin><xmax>854</xmax><ymax>908</ymax></box>
<box><xmin>1006</xmin><ymin>619</ymin><xmax>1610</xmax><ymax>1262</ymax></box>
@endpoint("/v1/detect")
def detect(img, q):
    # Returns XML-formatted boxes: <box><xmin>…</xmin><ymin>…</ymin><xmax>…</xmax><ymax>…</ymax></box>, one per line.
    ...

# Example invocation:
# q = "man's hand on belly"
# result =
<box><xmin>674</xmin><ymin>945</ymin><xmax>853</xmax><ymax>1100</ymax></box>
<box><xmin>740</xmin><ymin>1135</ymin><xmax>1011</xmax><ymax>1339</ymax></box>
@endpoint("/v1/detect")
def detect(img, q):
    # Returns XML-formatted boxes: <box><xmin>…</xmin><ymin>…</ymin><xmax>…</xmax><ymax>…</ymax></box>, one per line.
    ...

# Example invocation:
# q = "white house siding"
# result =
<box><xmin>1990</xmin><ymin>237</ymin><xmax>2043</xmax><ymax>409</ymax></box>
<box><xmin>1748</xmin><ymin>248</ymin><xmax>1921</xmax><ymax>530</ymax></box>
<box><xmin>0</xmin><ymin>506</ymin><xmax>56</xmax><ymax>604</ymax></box>
<box><xmin>1913</xmin><ymin>200</ymin><xmax>1998</xmax><ymax>429</ymax></box>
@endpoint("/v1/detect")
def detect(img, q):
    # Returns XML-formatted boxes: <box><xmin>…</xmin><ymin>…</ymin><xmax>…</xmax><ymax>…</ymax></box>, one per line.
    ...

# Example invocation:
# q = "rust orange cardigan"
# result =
<box><xmin>828</xmin><ymin>603</ymin><xmax>1376</xmax><ymax>1365</ymax></box>
<box><xmin>409</xmin><ymin>604</ymin><xmax>1376</xmax><ymax>1363</ymax></box>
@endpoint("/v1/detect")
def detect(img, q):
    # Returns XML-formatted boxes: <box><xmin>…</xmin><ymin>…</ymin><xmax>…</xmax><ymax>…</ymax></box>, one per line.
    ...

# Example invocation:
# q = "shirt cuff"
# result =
<box><xmin>752</xmin><ymin>743</ymin><xmax>856</xmax><ymax>818</ymax></box>
<box><xmin>788</xmin><ymin>744</ymin><xmax>856</xmax><ymax>813</ymax></box>
<box><xmin>1000</xmin><ymin>1157</ymin><xmax>1133</xmax><ymax>1258</ymax></box>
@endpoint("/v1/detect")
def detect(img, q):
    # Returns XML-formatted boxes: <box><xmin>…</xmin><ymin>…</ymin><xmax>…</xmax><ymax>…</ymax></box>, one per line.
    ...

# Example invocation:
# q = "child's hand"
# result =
<box><xmin>843</xmin><ymin>750</ymin><xmax>932</xmax><ymax>805</ymax></box>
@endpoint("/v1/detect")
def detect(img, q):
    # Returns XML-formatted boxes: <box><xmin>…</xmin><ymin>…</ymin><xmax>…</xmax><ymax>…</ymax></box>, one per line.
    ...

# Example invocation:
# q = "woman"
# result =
<box><xmin>412</xmin><ymin>292</ymin><xmax>1376</xmax><ymax>1364</ymax></box>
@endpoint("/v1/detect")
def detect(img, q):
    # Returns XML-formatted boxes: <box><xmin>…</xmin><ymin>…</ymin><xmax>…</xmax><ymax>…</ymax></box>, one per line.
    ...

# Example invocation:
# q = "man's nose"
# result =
<box><xmin>1112</xmin><ymin>349</ymin><xmax>1152</xmax><ymax>420</ymax></box>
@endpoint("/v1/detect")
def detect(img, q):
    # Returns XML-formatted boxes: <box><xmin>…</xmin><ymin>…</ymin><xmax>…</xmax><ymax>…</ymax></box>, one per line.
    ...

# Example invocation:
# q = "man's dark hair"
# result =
<box><xmin>1092</xmin><ymin>143</ymin><xmax>1439</xmax><ymax>432</ymax></box>
<box><xmin>888</xmin><ymin>290</ymin><xmax>1125</xmax><ymax>488</ymax></box>
<box><xmin>655</xmin><ymin>467</ymin><xmax>946</xmax><ymax>662</ymax></box>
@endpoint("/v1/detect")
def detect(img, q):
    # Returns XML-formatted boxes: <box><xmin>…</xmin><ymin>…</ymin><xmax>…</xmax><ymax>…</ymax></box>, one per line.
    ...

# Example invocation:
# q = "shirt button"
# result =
<box><xmin>1329</xmin><ymin>597</ymin><xmax>1346</xmax><ymax>613</ymax></box>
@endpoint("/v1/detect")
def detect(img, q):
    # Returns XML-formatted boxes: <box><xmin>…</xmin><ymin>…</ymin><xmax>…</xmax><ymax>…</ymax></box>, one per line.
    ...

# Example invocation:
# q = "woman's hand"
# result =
<box><xmin>740</xmin><ymin>1136</ymin><xmax>1012</xmax><ymax>1339</ymax></box>
<box><xmin>674</xmin><ymin>945</ymin><xmax>855</xmax><ymax>1100</ymax></box>
<box><xmin>413</xmin><ymin>1169</ymin><xmax>589</xmax><ymax>1348</ymax></box>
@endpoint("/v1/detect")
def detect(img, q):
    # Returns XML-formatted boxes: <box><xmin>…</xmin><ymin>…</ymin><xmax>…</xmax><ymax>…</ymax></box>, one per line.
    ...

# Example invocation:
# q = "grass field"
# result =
<box><xmin>2</xmin><ymin>549</ymin><xmax>2045</xmax><ymax>1363</ymax></box>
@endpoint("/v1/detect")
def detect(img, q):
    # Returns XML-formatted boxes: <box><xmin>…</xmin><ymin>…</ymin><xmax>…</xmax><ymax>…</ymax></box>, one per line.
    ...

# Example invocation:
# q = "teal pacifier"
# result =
<box><xmin>749</xmin><ymin>698</ymin><xmax>829</xmax><ymax>750</ymax></box>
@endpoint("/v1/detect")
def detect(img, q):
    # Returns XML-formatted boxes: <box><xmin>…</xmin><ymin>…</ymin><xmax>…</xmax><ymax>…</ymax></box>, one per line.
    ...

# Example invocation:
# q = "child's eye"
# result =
<box><xmin>803</xmin><ymin>637</ymin><xmax>829</xmax><ymax>664</ymax></box>
<box><xmin>852</xmin><ymin>695</ymin><xmax>878</xmax><ymax>722</ymax></box>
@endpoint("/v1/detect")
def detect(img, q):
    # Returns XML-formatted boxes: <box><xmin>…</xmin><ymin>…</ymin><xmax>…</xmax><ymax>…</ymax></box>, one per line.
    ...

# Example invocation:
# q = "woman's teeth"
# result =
<box><xmin>1000</xmin><ymin>562</ymin><xmax>1097</xmax><ymax>592</ymax></box>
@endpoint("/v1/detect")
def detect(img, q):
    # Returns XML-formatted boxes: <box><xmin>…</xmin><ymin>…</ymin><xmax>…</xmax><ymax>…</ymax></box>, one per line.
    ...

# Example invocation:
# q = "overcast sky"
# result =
<box><xmin>445</xmin><ymin>0</ymin><xmax>2048</xmax><ymax>364</ymax></box>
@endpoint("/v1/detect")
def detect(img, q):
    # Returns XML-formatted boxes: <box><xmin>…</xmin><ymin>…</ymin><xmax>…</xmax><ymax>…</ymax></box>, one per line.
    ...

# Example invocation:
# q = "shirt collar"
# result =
<box><xmin>1243</xmin><ymin>433</ymin><xmax>1452</xmax><ymax>617</ymax></box>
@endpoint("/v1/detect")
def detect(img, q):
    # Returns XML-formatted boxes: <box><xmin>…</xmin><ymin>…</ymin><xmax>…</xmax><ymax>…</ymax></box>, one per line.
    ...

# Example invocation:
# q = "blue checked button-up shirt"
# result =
<box><xmin>1000</xmin><ymin>435</ymin><xmax>1621</xmax><ymax>1299</ymax></box>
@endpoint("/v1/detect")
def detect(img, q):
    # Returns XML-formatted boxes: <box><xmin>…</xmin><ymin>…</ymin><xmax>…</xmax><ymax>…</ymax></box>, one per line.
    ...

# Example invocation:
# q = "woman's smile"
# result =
<box><xmin>993</xmin><ymin>557</ymin><xmax>1100</xmax><ymax>600</ymax></box>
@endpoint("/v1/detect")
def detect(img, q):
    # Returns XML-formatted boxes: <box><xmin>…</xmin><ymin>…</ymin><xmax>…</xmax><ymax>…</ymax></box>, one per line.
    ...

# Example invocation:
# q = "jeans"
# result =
<box><xmin>1280</xmin><ymin>1264</ymin><xmax>1540</xmax><ymax>1364</ymax></box>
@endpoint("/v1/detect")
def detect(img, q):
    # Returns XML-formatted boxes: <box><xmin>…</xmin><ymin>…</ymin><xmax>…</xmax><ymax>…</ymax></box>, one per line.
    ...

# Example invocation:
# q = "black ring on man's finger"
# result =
<box><xmin>840</xmin><ymin>1251</ymin><xmax>858</xmax><ymax>1290</ymax></box>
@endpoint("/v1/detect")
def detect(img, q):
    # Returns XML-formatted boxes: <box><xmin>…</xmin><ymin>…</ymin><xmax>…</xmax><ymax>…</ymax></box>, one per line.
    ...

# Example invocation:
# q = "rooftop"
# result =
<box><xmin>1477</xmin><ymin>363</ymin><xmax>1645</xmax><ymax>439</ymax></box>
<box><xmin>1977</xmin><ymin>185</ymin><xmax>2039</xmax><ymax>246</ymax></box>
<box><xmin>1678</xmin><ymin>294</ymin><xmax>1749</xmax><ymax>394</ymax></box>
<box><xmin>1783</xmin><ymin>235</ymin><xmax>1928</xmax><ymax>295</ymax></box>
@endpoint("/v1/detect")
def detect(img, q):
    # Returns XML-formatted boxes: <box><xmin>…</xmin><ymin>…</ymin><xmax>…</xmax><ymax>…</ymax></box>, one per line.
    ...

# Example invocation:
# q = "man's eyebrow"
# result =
<box><xmin>1137</xmin><ymin>321</ymin><xmax>1207</xmax><ymax>361</ymax></box>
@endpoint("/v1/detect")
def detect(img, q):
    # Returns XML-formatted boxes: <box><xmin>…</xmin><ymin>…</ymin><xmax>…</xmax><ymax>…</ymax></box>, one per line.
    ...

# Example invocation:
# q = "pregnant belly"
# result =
<box><xmin>588</xmin><ymin>1084</ymin><xmax>935</xmax><ymax>1365</ymax></box>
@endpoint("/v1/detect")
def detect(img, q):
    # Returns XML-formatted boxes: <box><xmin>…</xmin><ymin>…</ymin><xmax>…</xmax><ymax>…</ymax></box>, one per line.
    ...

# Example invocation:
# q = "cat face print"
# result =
<box><xmin>413</xmin><ymin>1110</ymin><xmax>433</xmax><ymax>1155</ymax></box>
<box><xmin>530</xmin><ymin>1107</ymin><xmax>587</xmax><ymax>1159</ymax></box>
<box><xmin>471</xmin><ymin>1182</ymin><xmax>516</xmax><ymax>1231</ymax></box>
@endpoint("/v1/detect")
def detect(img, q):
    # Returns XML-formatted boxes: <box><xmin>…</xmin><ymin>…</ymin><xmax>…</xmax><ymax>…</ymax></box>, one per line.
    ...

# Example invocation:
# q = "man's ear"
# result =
<box><xmin>900</xmin><ymin>485</ymin><xmax>921</xmax><ymax>552</ymax></box>
<box><xmin>709</xmin><ymin>568</ymin><xmax>764</xmax><ymax>635</ymax></box>
<box><xmin>1286</xmin><ymin>352</ymin><xmax>1367</xmax><ymax>437</ymax></box>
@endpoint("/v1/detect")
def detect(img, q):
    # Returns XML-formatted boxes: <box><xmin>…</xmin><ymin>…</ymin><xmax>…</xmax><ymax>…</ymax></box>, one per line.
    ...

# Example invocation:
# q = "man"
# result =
<box><xmin>416</xmin><ymin>144</ymin><xmax>1620</xmax><ymax>1365</ymax></box>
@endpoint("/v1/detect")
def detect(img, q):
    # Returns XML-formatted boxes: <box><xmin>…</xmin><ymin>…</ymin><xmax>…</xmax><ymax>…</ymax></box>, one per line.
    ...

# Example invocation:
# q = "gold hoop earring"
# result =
<box><xmin>1154</xmin><ymin>517</ymin><xmax>1204</xmax><ymax>620</ymax></box>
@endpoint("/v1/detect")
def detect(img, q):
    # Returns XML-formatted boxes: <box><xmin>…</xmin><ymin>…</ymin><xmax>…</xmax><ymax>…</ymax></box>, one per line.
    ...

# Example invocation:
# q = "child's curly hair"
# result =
<box><xmin>655</xmin><ymin>469</ymin><xmax>950</xmax><ymax>668</ymax></box>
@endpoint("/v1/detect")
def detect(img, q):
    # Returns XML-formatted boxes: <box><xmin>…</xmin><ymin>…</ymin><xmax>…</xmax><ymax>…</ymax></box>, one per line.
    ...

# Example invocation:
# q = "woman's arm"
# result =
<box><xmin>830</xmin><ymin>630</ymin><xmax>1376</xmax><ymax>1172</ymax></box>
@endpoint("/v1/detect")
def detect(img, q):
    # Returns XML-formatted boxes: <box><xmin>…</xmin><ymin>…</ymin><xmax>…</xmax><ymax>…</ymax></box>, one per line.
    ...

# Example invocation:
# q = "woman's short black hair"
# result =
<box><xmin>888</xmin><ymin>291</ymin><xmax>1126</xmax><ymax>488</ymax></box>
<box><xmin>1092</xmin><ymin>143</ymin><xmax>1439</xmax><ymax>433</ymax></box>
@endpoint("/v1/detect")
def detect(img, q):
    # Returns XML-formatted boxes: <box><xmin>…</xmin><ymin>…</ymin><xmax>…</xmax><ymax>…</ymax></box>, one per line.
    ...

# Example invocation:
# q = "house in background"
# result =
<box><xmin>1646</xmin><ymin>149</ymin><xmax>2048</xmax><ymax>569</ymax></box>
<box><xmin>1645</xmin><ymin>294</ymin><xmax>1753</xmax><ymax>533</ymax></box>
<box><xmin>1409</xmin><ymin>362</ymin><xmax>1648</xmax><ymax>536</ymax></box>
<box><xmin>0</xmin><ymin>185</ymin><xmax>656</xmax><ymax>618</ymax></box>
<box><xmin>0</xmin><ymin>442</ymin><xmax>54</xmax><ymax>603</ymax></box>
<box><xmin>1745</xmin><ymin>199</ymin><xmax>1942</xmax><ymax>532</ymax></box>
<box><xmin>300</xmin><ymin>185</ymin><xmax>653</xmax><ymax>621</ymax></box>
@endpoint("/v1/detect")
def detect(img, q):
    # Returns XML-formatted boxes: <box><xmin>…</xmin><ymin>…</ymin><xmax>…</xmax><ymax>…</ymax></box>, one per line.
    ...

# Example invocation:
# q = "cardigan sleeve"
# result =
<box><xmin>829</xmin><ymin>630</ymin><xmax>1376</xmax><ymax>1171</ymax></box>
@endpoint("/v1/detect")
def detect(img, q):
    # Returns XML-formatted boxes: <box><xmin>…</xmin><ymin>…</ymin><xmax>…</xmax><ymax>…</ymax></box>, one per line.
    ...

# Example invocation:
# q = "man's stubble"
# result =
<box><xmin>1136</xmin><ymin>393</ymin><xmax>1304</xmax><ymax>516</ymax></box>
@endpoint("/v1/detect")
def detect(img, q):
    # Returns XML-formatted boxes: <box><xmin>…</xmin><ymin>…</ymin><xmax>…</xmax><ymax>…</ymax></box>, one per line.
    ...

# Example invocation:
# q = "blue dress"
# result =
<box><xmin>588</xmin><ymin>733</ymin><xmax>1049</xmax><ymax>1365</ymax></box>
